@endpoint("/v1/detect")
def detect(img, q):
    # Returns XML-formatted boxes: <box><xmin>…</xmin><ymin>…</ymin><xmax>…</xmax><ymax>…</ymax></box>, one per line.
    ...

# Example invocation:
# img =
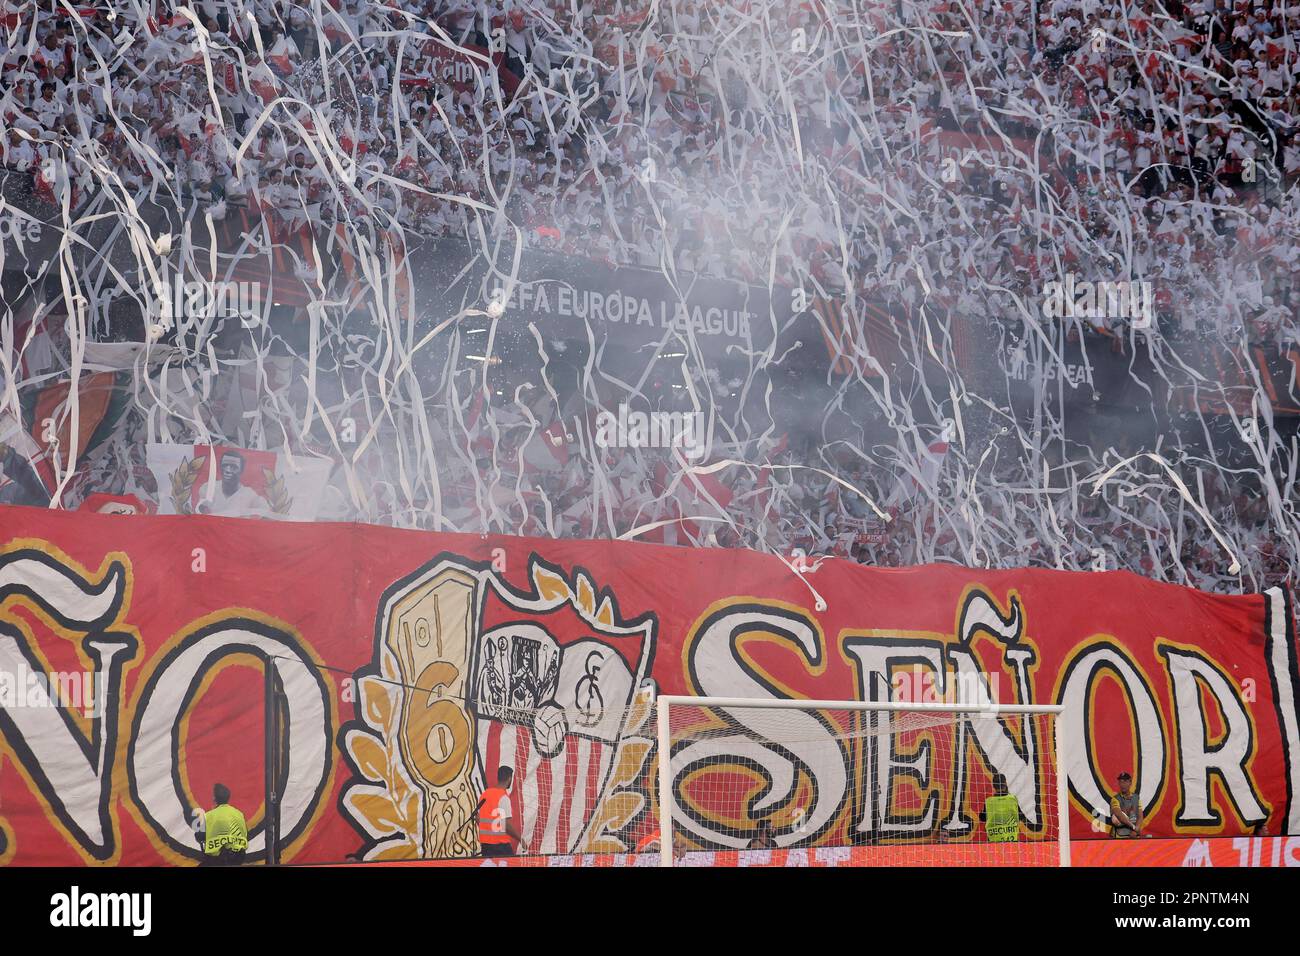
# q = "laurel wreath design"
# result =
<box><xmin>168</xmin><ymin>457</ymin><xmax>205</xmax><ymax>514</ymax></box>
<box><xmin>341</xmin><ymin>671</ymin><xmax>426</xmax><ymax>861</ymax></box>
<box><xmin>583</xmin><ymin>680</ymin><xmax>655</xmax><ymax>853</ymax></box>
<box><xmin>342</xmin><ymin>561</ymin><xmax>658</xmax><ymax>860</ymax></box>
<box><xmin>262</xmin><ymin>467</ymin><xmax>292</xmax><ymax>514</ymax></box>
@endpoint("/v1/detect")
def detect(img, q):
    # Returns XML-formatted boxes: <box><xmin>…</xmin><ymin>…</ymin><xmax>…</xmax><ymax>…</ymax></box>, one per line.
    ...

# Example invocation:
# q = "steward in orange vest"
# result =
<box><xmin>476</xmin><ymin>767</ymin><xmax>524</xmax><ymax>858</ymax></box>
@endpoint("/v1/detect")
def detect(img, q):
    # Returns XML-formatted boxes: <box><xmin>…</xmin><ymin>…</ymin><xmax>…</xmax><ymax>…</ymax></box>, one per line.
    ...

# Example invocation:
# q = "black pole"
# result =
<box><xmin>264</xmin><ymin>656</ymin><xmax>280</xmax><ymax>866</ymax></box>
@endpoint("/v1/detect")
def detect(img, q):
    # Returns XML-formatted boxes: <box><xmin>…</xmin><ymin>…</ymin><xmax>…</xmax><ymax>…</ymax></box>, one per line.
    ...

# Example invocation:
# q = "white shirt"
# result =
<box><xmin>2</xmin><ymin>137</ymin><xmax>36</xmax><ymax>170</ymax></box>
<box><xmin>200</xmin><ymin>482</ymin><xmax>271</xmax><ymax>517</ymax></box>
<box><xmin>34</xmin><ymin>94</ymin><xmax>63</xmax><ymax>128</ymax></box>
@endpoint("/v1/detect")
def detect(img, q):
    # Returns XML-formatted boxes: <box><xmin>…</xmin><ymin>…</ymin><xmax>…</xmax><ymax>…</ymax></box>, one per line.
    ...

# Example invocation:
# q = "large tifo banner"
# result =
<box><xmin>0</xmin><ymin>507</ymin><xmax>1297</xmax><ymax>865</ymax></box>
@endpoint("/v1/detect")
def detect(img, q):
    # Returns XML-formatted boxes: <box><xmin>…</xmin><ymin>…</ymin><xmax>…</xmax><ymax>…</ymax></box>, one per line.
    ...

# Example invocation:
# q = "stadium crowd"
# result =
<box><xmin>2</xmin><ymin>0</ymin><xmax>1298</xmax><ymax>337</ymax></box>
<box><xmin>1</xmin><ymin>0</ymin><xmax>1298</xmax><ymax>593</ymax></box>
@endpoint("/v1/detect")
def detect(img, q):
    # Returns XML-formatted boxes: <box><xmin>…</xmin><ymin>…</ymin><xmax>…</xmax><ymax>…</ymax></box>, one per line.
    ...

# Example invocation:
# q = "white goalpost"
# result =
<box><xmin>655</xmin><ymin>696</ymin><xmax>1070</xmax><ymax>867</ymax></box>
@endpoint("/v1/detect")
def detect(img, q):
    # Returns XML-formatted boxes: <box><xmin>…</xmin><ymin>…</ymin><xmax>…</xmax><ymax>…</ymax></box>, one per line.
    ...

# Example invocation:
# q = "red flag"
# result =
<box><xmin>395</xmin><ymin>141</ymin><xmax>418</xmax><ymax>174</ymax></box>
<box><xmin>252</xmin><ymin>78</ymin><xmax>278</xmax><ymax>103</ymax></box>
<box><xmin>268</xmin><ymin>35</ymin><xmax>296</xmax><ymax>75</ymax></box>
<box><xmin>685</xmin><ymin>468</ymin><xmax>734</xmax><ymax>509</ymax></box>
<box><xmin>33</xmin><ymin>167</ymin><xmax>57</xmax><ymax>205</ymax></box>
<box><xmin>80</xmin><ymin>493</ymin><xmax>154</xmax><ymax>515</ymax></box>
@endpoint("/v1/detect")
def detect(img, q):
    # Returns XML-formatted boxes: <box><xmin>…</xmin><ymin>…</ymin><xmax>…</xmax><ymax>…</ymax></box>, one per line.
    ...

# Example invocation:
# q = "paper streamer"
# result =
<box><xmin>0</xmin><ymin>0</ymin><xmax>1295</xmax><ymax>605</ymax></box>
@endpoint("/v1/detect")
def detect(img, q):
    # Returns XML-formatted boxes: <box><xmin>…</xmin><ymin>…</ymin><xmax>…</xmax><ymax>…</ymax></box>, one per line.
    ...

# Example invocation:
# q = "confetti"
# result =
<box><xmin>0</xmin><ymin>0</ymin><xmax>1296</xmax><ymax>600</ymax></box>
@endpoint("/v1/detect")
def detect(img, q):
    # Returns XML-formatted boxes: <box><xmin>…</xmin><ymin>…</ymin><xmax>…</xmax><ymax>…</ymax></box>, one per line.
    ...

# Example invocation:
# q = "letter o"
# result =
<box><xmin>1057</xmin><ymin>643</ymin><xmax>1166</xmax><ymax>822</ymax></box>
<box><xmin>129</xmin><ymin>619</ymin><xmax>333</xmax><ymax>859</ymax></box>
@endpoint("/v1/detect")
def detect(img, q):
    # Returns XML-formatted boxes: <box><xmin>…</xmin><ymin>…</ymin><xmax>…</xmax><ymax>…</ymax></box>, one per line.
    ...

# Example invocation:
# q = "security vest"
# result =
<box><xmin>204</xmin><ymin>803</ymin><xmax>249</xmax><ymax>856</ymax></box>
<box><xmin>983</xmin><ymin>794</ymin><xmax>1020</xmax><ymax>843</ymax></box>
<box><xmin>478</xmin><ymin>787</ymin><xmax>512</xmax><ymax>845</ymax></box>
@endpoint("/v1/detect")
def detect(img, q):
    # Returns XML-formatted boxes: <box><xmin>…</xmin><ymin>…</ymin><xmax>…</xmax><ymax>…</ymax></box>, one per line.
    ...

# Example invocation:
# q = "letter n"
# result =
<box><xmin>0</xmin><ymin>551</ymin><xmax>135</xmax><ymax>861</ymax></box>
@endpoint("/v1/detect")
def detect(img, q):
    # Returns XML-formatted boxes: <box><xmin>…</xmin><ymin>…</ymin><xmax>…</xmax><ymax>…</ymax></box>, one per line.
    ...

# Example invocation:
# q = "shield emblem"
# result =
<box><xmin>469</xmin><ymin>559</ymin><xmax>654</xmax><ymax>855</ymax></box>
<box><xmin>342</xmin><ymin>554</ymin><xmax>655</xmax><ymax>861</ymax></box>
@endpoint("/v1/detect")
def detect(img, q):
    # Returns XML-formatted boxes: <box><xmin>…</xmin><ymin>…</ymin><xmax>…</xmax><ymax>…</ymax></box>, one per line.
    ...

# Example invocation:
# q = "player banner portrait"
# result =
<box><xmin>0</xmin><ymin>505</ymin><xmax>1297</xmax><ymax>865</ymax></box>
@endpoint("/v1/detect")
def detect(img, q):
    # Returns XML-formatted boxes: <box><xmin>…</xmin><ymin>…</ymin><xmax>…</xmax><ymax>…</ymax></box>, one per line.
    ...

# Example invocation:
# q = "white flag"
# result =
<box><xmin>147</xmin><ymin>442</ymin><xmax>332</xmax><ymax>520</ymax></box>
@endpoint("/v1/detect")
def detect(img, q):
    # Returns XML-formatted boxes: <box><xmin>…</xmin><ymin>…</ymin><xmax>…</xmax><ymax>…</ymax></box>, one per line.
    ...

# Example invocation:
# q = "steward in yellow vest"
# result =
<box><xmin>196</xmin><ymin>783</ymin><xmax>248</xmax><ymax>865</ymax></box>
<box><xmin>981</xmin><ymin>774</ymin><xmax>1021</xmax><ymax>843</ymax></box>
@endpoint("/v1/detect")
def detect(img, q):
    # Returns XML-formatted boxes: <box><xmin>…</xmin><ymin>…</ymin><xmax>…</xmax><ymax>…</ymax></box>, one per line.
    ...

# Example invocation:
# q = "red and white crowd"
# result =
<box><xmin>1</xmin><ymin>0</ymin><xmax>1298</xmax><ymax>593</ymax></box>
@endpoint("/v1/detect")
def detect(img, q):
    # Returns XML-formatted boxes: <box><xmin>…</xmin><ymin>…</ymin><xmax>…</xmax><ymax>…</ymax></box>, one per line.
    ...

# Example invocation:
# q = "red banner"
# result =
<box><xmin>0</xmin><ymin>507</ymin><xmax>1297</xmax><ymax>865</ymax></box>
<box><xmin>399</xmin><ymin>41</ymin><xmax>521</xmax><ymax>97</ymax></box>
<box><xmin>921</xmin><ymin>121</ymin><xmax>1063</xmax><ymax>192</ymax></box>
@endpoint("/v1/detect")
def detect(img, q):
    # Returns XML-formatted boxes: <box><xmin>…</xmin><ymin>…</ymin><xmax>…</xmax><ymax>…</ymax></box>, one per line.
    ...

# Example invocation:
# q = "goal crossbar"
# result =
<box><xmin>656</xmin><ymin>695</ymin><xmax>1065</xmax><ymax>714</ymax></box>
<box><xmin>655</xmin><ymin>696</ymin><xmax>1069</xmax><ymax>868</ymax></box>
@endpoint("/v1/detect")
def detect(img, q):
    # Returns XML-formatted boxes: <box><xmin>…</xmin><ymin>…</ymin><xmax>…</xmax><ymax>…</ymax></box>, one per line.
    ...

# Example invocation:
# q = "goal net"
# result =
<box><xmin>654</xmin><ymin>696</ymin><xmax>1069</xmax><ymax>867</ymax></box>
<box><xmin>299</xmin><ymin>641</ymin><xmax>1069</xmax><ymax>867</ymax></box>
